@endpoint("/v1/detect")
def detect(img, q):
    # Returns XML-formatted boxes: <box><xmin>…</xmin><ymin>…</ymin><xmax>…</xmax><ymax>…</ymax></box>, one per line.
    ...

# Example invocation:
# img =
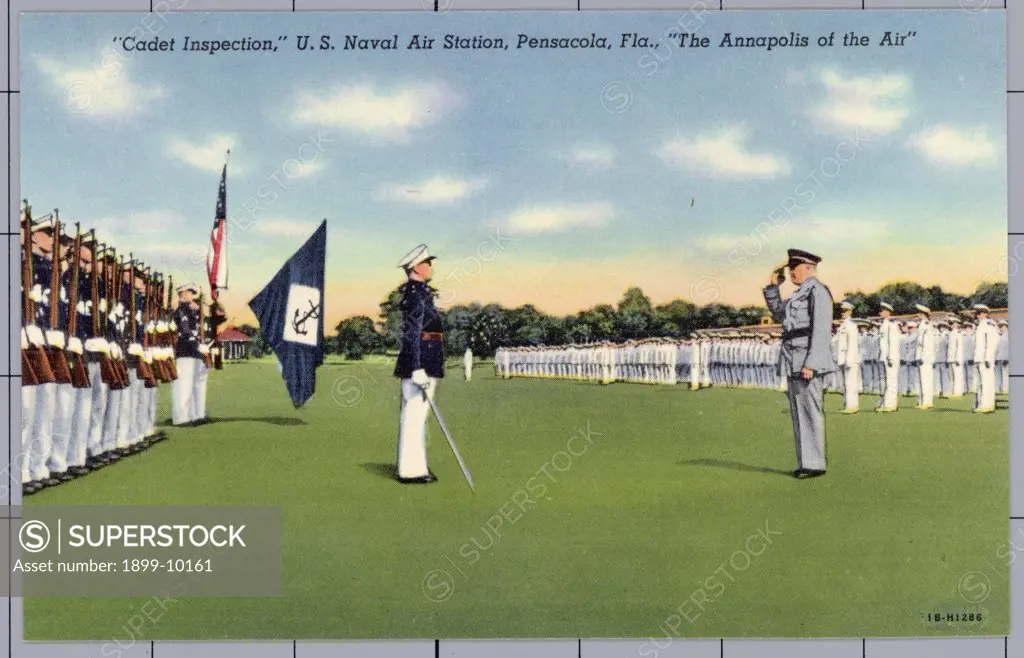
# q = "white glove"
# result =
<box><xmin>25</xmin><ymin>325</ymin><xmax>46</xmax><ymax>347</ymax></box>
<box><xmin>411</xmin><ymin>369</ymin><xmax>430</xmax><ymax>388</ymax></box>
<box><xmin>45</xmin><ymin>330</ymin><xmax>66</xmax><ymax>349</ymax></box>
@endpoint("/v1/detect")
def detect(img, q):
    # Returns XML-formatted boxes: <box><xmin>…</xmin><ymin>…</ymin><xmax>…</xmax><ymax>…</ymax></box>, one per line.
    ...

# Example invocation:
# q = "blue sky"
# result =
<box><xmin>20</xmin><ymin>10</ymin><xmax>1006</xmax><ymax>325</ymax></box>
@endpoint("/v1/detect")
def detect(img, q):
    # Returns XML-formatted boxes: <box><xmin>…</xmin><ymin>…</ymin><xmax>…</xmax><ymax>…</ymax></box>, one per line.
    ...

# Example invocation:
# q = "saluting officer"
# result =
<box><xmin>763</xmin><ymin>249</ymin><xmax>836</xmax><ymax>479</ymax></box>
<box><xmin>394</xmin><ymin>244</ymin><xmax>444</xmax><ymax>484</ymax></box>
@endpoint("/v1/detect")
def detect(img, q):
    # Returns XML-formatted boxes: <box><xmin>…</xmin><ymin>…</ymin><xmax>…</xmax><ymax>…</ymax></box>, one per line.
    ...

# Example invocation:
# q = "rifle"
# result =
<box><xmin>138</xmin><ymin>266</ymin><xmax>158</xmax><ymax>387</ymax></box>
<box><xmin>22</xmin><ymin>201</ymin><xmax>55</xmax><ymax>385</ymax></box>
<box><xmin>45</xmin><ymin>211</ymin><xmax>74</xmax><ymax>385</ymax></box>
<box><xmin>92</xmin><ymin>243</ymin><xmax>119</xmax><ymax>388</ymax></box>
<box><xmin>113</xmin><ymin>254</ymin><xmax>131</xmax><ymax>388</ymax></box>
<box><xmin>65</xmin><ymin>222</ymin><xmax>91</xmax><ymax>388</ymax></box>
<box><xmin>166</xmin><ymin>275</ymin><xmax>178</xmax><ymax>380</ymax></box>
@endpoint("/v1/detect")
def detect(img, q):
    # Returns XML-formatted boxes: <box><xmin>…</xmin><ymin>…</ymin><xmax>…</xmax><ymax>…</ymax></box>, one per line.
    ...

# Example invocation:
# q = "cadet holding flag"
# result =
<box><xmin>763</xmin><ymin>249</ymin><xmax>836</xmax><ymax>479</ymax></box>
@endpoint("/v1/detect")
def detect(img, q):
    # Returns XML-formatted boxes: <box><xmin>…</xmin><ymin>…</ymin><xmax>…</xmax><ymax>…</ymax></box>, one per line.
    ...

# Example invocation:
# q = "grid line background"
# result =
<box><xmin>1</xmin><ymin>0</ymin><xmax>1018</xmax><ymax>656</ymax></box>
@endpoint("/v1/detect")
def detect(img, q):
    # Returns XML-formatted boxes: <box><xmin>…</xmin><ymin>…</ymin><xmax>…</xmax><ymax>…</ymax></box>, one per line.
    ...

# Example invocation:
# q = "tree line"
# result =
<box><xmin>232</xmin><ymin>280</ymin><xmax>1007</xmax><ymax>360</ymax></box>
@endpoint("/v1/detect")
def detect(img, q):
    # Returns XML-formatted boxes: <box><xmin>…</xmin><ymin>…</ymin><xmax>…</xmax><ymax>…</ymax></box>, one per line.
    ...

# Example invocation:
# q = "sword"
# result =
<box><xmin>421</xmin><ymin>389</ymin><xmax>475</xmax><ymax>493</ymax></box>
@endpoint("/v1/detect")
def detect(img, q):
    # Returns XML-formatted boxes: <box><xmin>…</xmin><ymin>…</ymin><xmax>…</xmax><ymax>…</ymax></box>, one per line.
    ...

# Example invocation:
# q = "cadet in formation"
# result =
<box><xmin>972</xmin><ymin>304</ymin><xmax>999</xmax><ymax>413</ymax></box>
<box><xmin>913</xmin><ymin>304</ymin><xmax>936</xmax><ymax>410</ymax></box>
<box><xmin>876</xmin><ymin>302</ymin><xmax>901</xmax><ymax>411</ymax></box>
<box><xmin>996</xmin><ymin>320</ymin><xmax>1009</xmax><ymax>394</ymax></box>
<box><xmin>835</xmin><ymin>300</ymin><xmax>860</xmax><ymax>413</ymax></box>
<box><xmin>20</xmin><ymin>205</ymin><xmax>172</xmax><ymax>495</ymax></box>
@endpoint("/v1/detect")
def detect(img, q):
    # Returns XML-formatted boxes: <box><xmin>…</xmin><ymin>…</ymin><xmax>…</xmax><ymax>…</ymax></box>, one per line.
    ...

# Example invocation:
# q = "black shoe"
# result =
<box><xmin>793</xmin><ymin>468</ymin><xmax>826</xmax><ymax>479</ymax></box>
<box><xmin>70</xmin><ymin>466</ymin><xmax>91</xmax><ymax>476</ymax></box>
<box><xmin>22</xmin><ymin>482</ymin><xmax>39</xmax><ymax>495</ymax></box>
<box><xmin>55</xmin><ymin>472</ymin><xmax>75</xmax><ymax>483</ymax></box>
<box><xmin>396</xmin><ymin>471</ymin><xmax>438</xmax><ymax>484</ymax></box>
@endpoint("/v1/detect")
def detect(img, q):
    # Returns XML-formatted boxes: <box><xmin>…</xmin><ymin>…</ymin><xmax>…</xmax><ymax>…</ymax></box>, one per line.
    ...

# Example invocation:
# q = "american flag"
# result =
<box><xmin>206</xmin><ymin>153</ymin><xmax>229</xmax><ymax>300</ymax></box>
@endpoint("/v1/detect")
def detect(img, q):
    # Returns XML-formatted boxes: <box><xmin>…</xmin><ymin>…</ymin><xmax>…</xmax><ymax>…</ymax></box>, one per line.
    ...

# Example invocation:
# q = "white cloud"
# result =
<box><xmin>694</xmin><ymin>218</ymin><xmax>890</xmax><ymax>257</ymax></box>
<box><xmin>291</xmin><ymin>81</ymin><xmax>460</xmax><ymax>143</ymax></box>
<box><xmin>94</xmin><ymin>210</ymin><xmax>187</xmax><ymax>237</ymax></box>
<box><xmin>374</xmin><ymin>176</ymin><xmax>488</xmax><ymax>204</ymax></box>
<box><xmin>501</xmin><ymin>202</ymin><xmax>615</xmax><ymax>235</ymax></box>
<box><xmin>253</xmin><ymin>218</ymin><xmax>322</xmax><ymax>238</ymax></box>
<box><xmin>656</xmin><ymin>126</ymin><xmax>790</xmax><ymax>180</ymax></box>
<box><xmin>565</xmin><ymin>145</ymin><xmax>616</xmax><ymax>169</ymax></box>
<box><xmin>906</xmin><ymin>125</ymin><xmax>999</xmax><ymax>168</ymax></box>
<box><xmin>810</xmin><ymin>69</ymin><xmax>911</xmax><ymax>137</ymax></box>
<box><xmin>165</xmin><ymin>135</ymin><xmax>235</xmax><ymax>174</ymax></box>
<box><xmin>34</xmin><ymin>53</ymin><xmax>167</xmax><ymax>119</ymax></box>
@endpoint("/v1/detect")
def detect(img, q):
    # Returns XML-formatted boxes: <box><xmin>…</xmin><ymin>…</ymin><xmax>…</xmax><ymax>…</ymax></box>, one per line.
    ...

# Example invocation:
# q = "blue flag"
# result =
<box><xmin>248</xmin><ymin>220</ymin><xmax>327</xmax><ymax>408</ymax></box>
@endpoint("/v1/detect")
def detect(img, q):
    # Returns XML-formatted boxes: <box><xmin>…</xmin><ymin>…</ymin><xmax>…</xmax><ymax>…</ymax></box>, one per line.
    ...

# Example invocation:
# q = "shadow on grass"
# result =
<box><xmin>157</xmin><ymin>416</ymin><xmax>307</xmax><ymax>428</ymax></box>
<box><xmin>361</xmin><ymin>462</ymin><xmax>397</xmax><ymax>480</ymax></box>
<box><xmin>680</xmin><ymin>458</ymin><xmax>792</xmax><ymax>477</ymax></box>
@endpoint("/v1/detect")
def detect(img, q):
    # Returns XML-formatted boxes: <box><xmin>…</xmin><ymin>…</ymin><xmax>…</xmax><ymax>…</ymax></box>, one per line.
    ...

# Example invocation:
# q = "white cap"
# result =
<box><xmin>840</xmin><ymin>300</ymin><xmax>854</xmax><ymax>311</ymax></box>
<box><xmin>397</xmin><ymin>244</ymin><xmax>436</xmax><ymax>270</ymax></box>
<box><xmin>914</xmin><ymin>304</ymin><xmax>931</xmax><ymax>315</ymax></box>
<box><xmin>879</xmin><ymin>302</ymin><xmax>894</xmax><ymax>312</ymax></box>
<box><xmin>907</xmin><ymin>321</ymin><xmax>918</xmax><ymax>328</ymax></box>
<box><xmin>973</xmin><ymin>303</ymin><xmax>991</xmax><ymax>312</ymax></box>
<box><xmin>177</xmin><ymin>282</ymin><xmax>199</xmax><ymax>294</ymax></box>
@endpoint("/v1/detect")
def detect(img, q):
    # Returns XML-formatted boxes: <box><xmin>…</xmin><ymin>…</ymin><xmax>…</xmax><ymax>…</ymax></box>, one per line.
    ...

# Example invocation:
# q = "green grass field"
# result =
<box><xmin>25</xmin><ymin>360</ymin><xmax>1009</xmax><ymax>639</ymax></box>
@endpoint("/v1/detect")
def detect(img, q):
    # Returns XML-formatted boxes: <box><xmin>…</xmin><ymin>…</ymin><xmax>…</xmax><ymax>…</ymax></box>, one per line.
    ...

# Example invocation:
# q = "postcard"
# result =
<box><xmin>16</xmin><ymin>7</ymin><xmax>1008</xmax><ymax>641</ymax></box>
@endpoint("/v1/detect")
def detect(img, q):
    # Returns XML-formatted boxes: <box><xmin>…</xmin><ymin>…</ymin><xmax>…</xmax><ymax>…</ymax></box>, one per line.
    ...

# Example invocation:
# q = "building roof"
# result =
<box><xmin>217</xmin><ymin>326</ymin><xmax>252</xmax><ymax>343</ymax></box>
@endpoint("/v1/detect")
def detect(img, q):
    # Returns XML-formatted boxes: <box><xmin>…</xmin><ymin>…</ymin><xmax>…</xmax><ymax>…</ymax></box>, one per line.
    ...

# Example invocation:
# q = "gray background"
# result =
<box><xmin>1</xmin><ymin>0</ymin><xmax>1019</xmax><ymax>655</ymax></box>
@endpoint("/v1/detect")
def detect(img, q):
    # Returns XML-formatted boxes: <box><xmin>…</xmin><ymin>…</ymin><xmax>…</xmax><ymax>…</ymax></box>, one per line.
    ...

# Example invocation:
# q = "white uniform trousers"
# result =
<box><xmin>881</xmin><ymin>362</ymin><xmax>900</xmax><ymax>409</ymax></box>
<box><xmin>47</xmin><ymin>383</ymin><xmax>76</xmax><ymax>474</ymax></box>
<box><xmin>124</xmin><ymin>371</ymin><xmax>146</xmax><ymax>446</ymax></box>
<box><xmin>191</xmin><ymin>360</ymin><xmax>208</xmax><ymax>423</ymax></box>
<box><xmin>29</xmin><ymin>382</ymin><xmax>56</xmax><ymax>481</ymax></box>
<box><xmin>146</xmin><ymin>384</ymin><xmax>157</xmax><ymax>436</ymax></box>
<box><xmin>115</xmin><ymin>373</ymin><xmax>136</xmax><ymax>449</ymax></box>
<box><xmin>397</xmin><ymin>377</ymin><xmax>436</xmax><ymax>479</ymax></box>
<box><xmin>86</xmin><ymin>362</ymin><xmax>108</xmax><ymax>457</ymax></box>
<box><xmin>975</xmin><ymin>363</ymin><xmax>996</xmax><ymax>411</ymax></box>
<box><xmin>66</xmin><ymin>384</ymin><xmax>92</xmax><ymax>468</ymax></box>
<box><xmin>841</xmin><ymin>365</ymin><xmax>860</xmax><ymax>410</ymax></box>
<box><xmin>918</xmin><ymin>362</ymin><xmax>934</xmax><ymax>407</ymax></box>
<box><xmin>101</xmin><ymin>385</ymin><xmax>123</xmax><ymax>453</ymax></box>
<box><xmin>21</xmin><ymin>385</ymin><xmax>37</xmax><ymax>483</ymax></box>
<box><xmin>173</xmin><ymin>357</ymin><xmax>199</xmax><ymax>425</ymax></box>
<box><xmin>950</xmin><ymin>362</ymin><xmax>965</xmax><ymax>397</ymax></box>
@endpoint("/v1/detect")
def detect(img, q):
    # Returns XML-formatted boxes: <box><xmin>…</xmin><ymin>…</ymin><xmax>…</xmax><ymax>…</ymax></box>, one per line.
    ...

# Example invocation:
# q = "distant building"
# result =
<box><xmin>217</xmin><ymin>326</ymin><xmax>253</xmax><ymax>360</ymax></box>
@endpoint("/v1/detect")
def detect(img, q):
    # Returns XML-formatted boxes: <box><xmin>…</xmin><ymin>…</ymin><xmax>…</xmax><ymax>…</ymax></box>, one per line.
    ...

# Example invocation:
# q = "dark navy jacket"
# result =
<box><xmin>31</xmin><ymin>253</ymin><xmax>50</xmax><ymax>327</ymax></box>
<box><xmin>393</xmin><ymin>279</ymin><xmax>445</xmax><ymax>379</ymax></box>
<box><xmin>74</xmin><ymin>271</ymin><xmax>92</xmax><ymax>341</ymax></box>
<box><xmin>174</xmin><ymin>301</ymin><xmax>203</xmax><ymax>359</ymax></box>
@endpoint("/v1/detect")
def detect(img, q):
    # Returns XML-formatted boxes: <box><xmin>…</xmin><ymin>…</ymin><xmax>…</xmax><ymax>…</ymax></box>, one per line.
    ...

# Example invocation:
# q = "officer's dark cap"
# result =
<box><xmin>787</xmin><ymin>248</ymin><xmax>821</xmax><ymax>268</ymax></box>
